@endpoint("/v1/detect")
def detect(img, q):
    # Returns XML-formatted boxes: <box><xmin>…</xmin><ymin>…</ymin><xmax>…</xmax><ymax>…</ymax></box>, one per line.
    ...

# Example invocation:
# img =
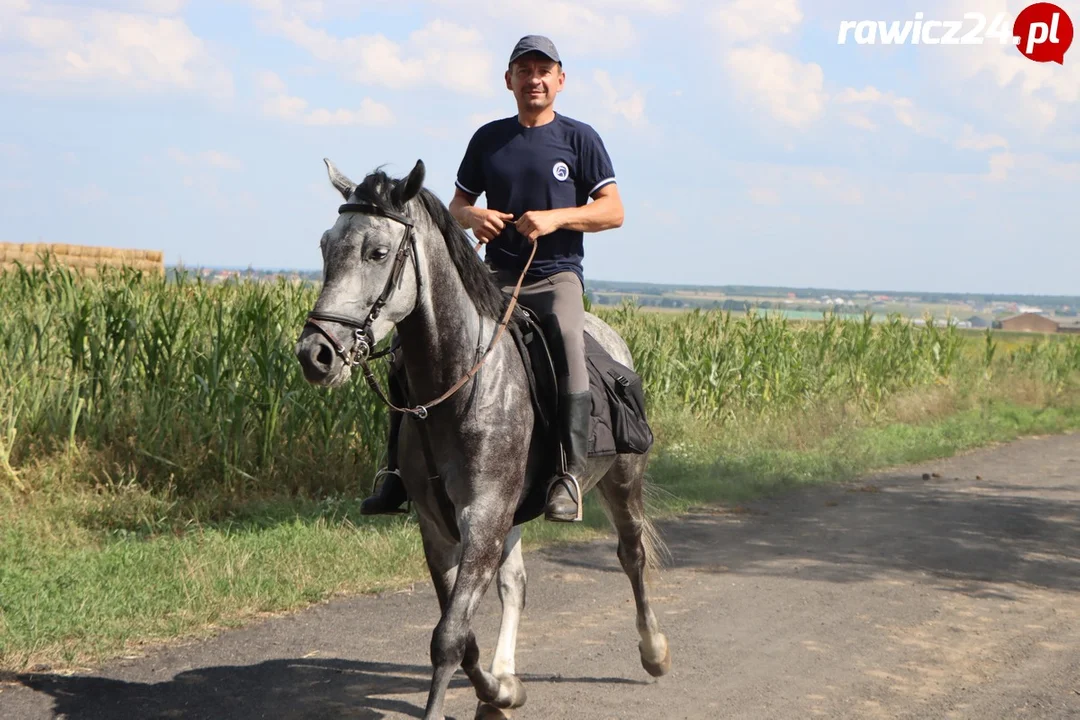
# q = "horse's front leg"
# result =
<box><xmin>422</xmin><ymin>515</ymin><xmax>521</xmax><ymax>720</ymax></box>
<box><xmin>474</xmin><ymin>526</ymin><xmax>529</xmax><ymax>719</ymax></box>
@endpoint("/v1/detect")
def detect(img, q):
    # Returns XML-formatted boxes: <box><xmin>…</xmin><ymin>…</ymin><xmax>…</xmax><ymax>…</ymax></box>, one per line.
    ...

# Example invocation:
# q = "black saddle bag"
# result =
<box><xmin>584</xmin><ymin>334</ymin><xmax>654</xmax><ymax>455</ymax></box>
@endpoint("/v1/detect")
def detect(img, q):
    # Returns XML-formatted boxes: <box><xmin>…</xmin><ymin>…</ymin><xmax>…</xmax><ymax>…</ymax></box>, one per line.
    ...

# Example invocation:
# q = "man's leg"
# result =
<box><xmin>359</xmin><ymin>350</ymin><xmax>409</xmax><ymax>515</ymax></box>
<box><xmin>495</xmin><ymin>269</ymin><xmax>589</xmax><ymax>522</ymax></box>
<box><xmin>542</xmin><ymin>273</ymin><xmax>590</xmax><ymax>522</ymax></box>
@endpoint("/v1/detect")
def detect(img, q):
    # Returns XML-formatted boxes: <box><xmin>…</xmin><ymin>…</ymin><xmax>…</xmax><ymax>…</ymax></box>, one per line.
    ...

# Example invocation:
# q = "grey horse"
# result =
<box><xmin>295</xmin><ymin>159</ymin><xmax>671</xmax><ymax>720</ymax></box>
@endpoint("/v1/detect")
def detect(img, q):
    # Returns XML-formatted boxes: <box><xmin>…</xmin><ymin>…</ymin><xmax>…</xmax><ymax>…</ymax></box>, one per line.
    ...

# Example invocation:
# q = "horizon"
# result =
<box><xmin>170</xmin><ymin>262</ymin><xmax>1080</xmax><ymax>302</ymax></box>
<box><xmin>2</xmin><ymin>1</ymin><xmax>1077</xmax><ymax>296</ymax></box>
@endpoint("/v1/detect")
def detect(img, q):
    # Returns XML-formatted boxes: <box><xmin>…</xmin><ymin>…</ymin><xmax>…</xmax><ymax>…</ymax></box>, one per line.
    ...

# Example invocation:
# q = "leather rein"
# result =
<box><xmin>303</xmin><ymin>200</ymin><xmax>537</xmax><ymax>420</ymax></box>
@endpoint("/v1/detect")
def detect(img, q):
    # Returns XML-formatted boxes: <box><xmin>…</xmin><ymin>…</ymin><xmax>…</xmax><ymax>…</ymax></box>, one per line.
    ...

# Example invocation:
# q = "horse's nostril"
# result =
<box><xmin>316</xmin><ymin>343</ymin><xmax>333</xmax><ymax>369</ymax></box>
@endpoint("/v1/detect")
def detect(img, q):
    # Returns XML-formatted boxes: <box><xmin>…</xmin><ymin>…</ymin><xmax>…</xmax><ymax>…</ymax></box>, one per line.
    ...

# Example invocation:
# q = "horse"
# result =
<box><xmin>295</xmin><ymin>158</ymin><xmax>671</xmax><ymax>720</ymax></box>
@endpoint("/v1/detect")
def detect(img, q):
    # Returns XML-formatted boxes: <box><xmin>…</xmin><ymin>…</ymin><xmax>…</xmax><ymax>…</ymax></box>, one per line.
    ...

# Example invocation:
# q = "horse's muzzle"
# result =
<box><xmin>295</xmin><ymin>331</ymin><xmax>341</xmax><ymax>385</ymax></box>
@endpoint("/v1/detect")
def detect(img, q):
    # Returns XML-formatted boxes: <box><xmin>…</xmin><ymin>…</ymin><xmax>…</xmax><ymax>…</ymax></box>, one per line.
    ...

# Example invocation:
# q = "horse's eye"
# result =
<box><xmin>372</xmin><ymin>248</ymin><xmax>390</xmax><ymax>261</ymax></box>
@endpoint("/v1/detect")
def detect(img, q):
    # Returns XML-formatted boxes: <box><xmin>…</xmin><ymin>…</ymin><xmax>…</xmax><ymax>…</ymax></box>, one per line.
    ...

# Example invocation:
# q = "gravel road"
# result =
<box><xmin>3</xmin><ymin>433</ymin><xmax>1078</xmax><ymax>719</ymax></box>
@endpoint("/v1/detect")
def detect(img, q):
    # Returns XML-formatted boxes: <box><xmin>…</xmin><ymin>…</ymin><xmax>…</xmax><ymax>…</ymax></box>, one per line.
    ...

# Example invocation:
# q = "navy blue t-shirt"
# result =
<box><xmin>455</xmin><ymin>113</ymin><xmax>616</xmax><ymax>281</ymax></box>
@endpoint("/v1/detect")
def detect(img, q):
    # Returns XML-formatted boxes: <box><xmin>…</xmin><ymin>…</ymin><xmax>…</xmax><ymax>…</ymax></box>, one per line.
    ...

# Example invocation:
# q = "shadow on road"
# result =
<box><xmin>13</xmin><ymin>658</ymin><xmax>644</xmax><ymax>720</ymax></box>
<box><xmin>542</xmin><ymin>473</ymin><xmax>1080</xmax><ymax>596</ymax></box>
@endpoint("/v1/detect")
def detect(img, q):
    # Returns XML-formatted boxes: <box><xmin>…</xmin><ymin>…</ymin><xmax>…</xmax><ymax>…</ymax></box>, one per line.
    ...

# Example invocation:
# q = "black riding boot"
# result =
<box><xmin>545</xmin><ymin>391</ymin><xmax>591</xmax><ymax>522</ymax></box>
<box><xmin>360</xmin><ymin>373</ymin><xmax>409</xmax><ymax>515</ymax></box>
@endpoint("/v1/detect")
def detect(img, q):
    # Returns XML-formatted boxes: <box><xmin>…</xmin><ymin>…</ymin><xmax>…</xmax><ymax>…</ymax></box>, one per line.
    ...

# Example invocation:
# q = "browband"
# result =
<box><xmin>338</xmin><ymin>202</ymin><xmax>413</xmax><ymax>227</ymax></box>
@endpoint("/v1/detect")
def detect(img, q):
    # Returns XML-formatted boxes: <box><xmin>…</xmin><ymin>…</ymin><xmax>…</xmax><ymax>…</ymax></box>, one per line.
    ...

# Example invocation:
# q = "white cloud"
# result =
<box><xmin>834</xmin><ymin>86</ymin><xmax>930</xmax><ymax>135</ymax></box>
<box><xmin>986</xmin><ymin>151</ymin><xmax>1080</xmax><ymax>184</ymax></box>
<box><xmin>430</xmin><ymin>0</ymin><xmax>638</xmax><ymax>56</ymax></box>
<box><xmin>167</xmin><ymin>148</ymin><xmax>244</xmax><ymax>170</ymax></box>
<box><xmin>726</xmin><ymin>45</ymin><xmax>825</xmax><ymax>129</ymax></box>
<box><xmin>708</xmin><ymin>0</ymin><xmax>803</xmax><ymax>42</ymax></box>
<box><xmin>257</xmin><ymin>72</ymin><xmax>393</xmax><ymax>126</ymax></box>
<box><xmin>931</xmin><ymin>0</ymin><xmax>1080</xmax><ymax>134</ymax></box>
<box><xmin>302</xmin><ymin>101</ymin><xmax>394</xmax><ymax>126</ymax></box>
<box><xmin>256</xmin><ymin>69</ymin><xmax>287</xmax><ymax>93</ymax></box>
<box><xmin>0</xmin><ymin>3</ymin><xmax>232</xmax><ymax>97</ymax></box>
<box><xmin>956</xmin><ymin>124</ymin><xmax>1008</xmax><ymax>152</ymax></box>
<box><xmin>578</xmin><ymin>0</ymin><xmax>678</xmax><ymax>12</ymax></box>
<box><xmin>592</xmin><ymin>69</ymin><xmax>648</xmax><ymax>127</ymax></box>
<box><xmin>591</xmin><ymin>0</ymin><xmax>680</xmax><ymax>13</ymax></box>
<box><xmin>91</xmin><ymin>0</ymin><xmax>189</xmax><ymax>12</ymax></box>
<box><xmin>251</xmin><ymin>8</ymin><xmax>495</xmax><ymax>96</ymax></box>
<box><xmin>408</xmin><ymin>20</ymin><xmax>493</xmax><ymax>96</ymax></box>
<box><xmin>987</xmin><ymin>152</ymin><xmax>1014</xmax><ymax>182</ymax></box>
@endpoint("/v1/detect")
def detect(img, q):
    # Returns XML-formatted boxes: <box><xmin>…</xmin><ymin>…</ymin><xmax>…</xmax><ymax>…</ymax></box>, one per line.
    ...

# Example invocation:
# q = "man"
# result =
<box><xmin>360</xmin><ymin>34</ymin><xmax>624</xmax><ymax>522</ymax></box>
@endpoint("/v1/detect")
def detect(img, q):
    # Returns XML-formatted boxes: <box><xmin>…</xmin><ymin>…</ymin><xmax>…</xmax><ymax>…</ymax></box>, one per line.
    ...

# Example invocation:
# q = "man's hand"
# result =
<box><xmin>514</xmin><ymin>210</ymin><xmax>563</xmax><ymax>243</ymax></box>
<box><xmin>468</xmin><ymin>208</ymin><xmax>515</xmax><ymax>244</ymax></box>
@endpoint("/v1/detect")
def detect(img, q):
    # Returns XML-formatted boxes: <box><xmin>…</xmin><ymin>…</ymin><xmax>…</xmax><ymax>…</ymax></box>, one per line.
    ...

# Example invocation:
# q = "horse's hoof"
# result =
<box><xmin>492</xmin><ymin>674</ymin><xmax>527</xmax><ymax>709</ymax></box>
<box><xmin>474</xmin><ymin>702</ymin><xmax>511</xmax><ymax>720</ymax></box>
<box><xmin>640</xmin><ymin>638</ymin><xmax>672</xmax><ymax>678</ymax></box>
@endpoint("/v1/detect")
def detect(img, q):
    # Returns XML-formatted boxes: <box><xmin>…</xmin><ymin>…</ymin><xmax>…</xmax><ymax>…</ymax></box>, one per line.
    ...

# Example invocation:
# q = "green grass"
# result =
<box><xmin>3</xmin><ymin>264</ymin><xmax>1080</xmax><ymax>673</ymax></box>
<box><xmin>3</xmin><ymin>389</ymin><xmax>1078</xmax><ymax>673</ymax></box>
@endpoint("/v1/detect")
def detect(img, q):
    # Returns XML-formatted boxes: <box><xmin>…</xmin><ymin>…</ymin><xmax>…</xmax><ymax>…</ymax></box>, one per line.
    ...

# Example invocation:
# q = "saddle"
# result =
<box><xmin>506</xmin><ymin>307</ymin><xmax>654</xmax><ymax>525</ymax></box>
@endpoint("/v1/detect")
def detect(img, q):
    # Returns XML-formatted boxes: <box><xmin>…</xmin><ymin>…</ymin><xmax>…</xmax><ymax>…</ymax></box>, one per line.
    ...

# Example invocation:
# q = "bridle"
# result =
<box><xmin>303</xmin><ymin>197</ymin><xmax>536</xmax><ymax>420</ymax></box>
<box><xmin>304</xmin><ymin>201</ymin><xmax>420</xmax><ymax>370</ymax></box>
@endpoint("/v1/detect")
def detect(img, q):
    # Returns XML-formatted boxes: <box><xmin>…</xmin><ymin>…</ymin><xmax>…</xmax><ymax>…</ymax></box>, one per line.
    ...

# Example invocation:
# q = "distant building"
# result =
<box><xmin>999</xmin><ymin>312</ymin><xmax>1059</xmax><ymax>333</ymax></box>
<box><xmin>966</xmin><ymin>316</ymin><xmax>990</xmax><ymax>328</ymax></box>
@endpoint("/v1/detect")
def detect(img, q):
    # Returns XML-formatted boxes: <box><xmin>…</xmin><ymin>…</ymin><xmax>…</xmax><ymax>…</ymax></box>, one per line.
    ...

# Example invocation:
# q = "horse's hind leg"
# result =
<box><xmin>474</xmin><ymin>526</ymin><xmax>528</xmax><ymax>719</ymax></box>
<box><xmin>598</xmin><ymin>454</ymin><xmax>672</xmax><ymax>678</ymax></box>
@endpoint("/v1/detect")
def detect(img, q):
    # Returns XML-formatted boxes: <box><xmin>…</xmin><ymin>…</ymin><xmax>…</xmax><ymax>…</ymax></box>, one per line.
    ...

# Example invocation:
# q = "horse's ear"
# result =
<box><xmin>393</xmin><ymin>159</ymin><xmax>425</xmax><ymax>207</ymax></box>
<box><xmin>324</xmin><ymin>158</ymin><xmax>355</xmax><ymax>201</ymax></box>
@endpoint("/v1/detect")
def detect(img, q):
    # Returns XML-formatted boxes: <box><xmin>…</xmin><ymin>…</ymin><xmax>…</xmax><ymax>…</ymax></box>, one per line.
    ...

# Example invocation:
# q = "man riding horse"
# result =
<box><xmin>359</xmin><ymin>34</ymin><xmax>624</xmax><ymax>522</ymax></box>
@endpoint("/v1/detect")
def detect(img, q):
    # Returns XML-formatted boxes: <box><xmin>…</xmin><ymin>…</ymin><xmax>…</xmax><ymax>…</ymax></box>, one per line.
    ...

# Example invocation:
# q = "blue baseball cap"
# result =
<box><xmin>509</xmin><ymin>35</ymin><xmax>562</xmax><ymax>66</ymax></box>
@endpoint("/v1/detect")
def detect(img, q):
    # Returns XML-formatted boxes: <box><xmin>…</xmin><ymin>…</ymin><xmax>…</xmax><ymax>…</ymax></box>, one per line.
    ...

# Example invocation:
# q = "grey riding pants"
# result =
<box><xmin>492</xmin><ymin>268</ymin><xmax>589</xmax><ymax>395</ymax></box>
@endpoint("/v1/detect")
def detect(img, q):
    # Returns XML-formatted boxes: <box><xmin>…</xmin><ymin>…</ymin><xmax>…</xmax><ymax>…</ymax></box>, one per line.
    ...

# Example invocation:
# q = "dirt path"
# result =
<box><xmin>3</xmin><ymin>433</ymin><xmax>1079</xmax><ymax>719</ymax></box>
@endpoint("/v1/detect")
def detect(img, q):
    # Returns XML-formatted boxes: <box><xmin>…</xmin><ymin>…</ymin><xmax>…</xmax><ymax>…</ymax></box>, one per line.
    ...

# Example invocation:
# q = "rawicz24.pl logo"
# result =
<box><xmin>838</xmin><ymin>2</ymin><xmax>1074</xmax><ymax>64</ymax></box>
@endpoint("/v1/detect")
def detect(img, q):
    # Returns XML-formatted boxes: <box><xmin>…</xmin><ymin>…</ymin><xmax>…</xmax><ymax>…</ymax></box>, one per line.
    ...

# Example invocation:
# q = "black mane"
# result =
<box><xmin>350</xmin><ymin>169</ymin><xmax>513</xmax><ymax>323</ymax></box>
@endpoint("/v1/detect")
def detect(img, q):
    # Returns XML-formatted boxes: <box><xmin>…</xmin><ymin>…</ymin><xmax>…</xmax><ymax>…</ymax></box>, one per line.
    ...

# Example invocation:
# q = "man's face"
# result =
<box><xmin>505</xmin><ymin>54</ymin><xmax>564</xmax><ymax>111</ymax></box>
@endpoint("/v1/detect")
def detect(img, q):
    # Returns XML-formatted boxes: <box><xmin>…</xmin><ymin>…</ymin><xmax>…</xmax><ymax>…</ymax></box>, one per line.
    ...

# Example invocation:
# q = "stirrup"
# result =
<box><xmin>371</xmin><ymin>467</ymin><xmax>401</xmax><ymax>493</ymax></box>
<box><xmin>547</xmin><ymin>473</ymin><xmax>583</xmax><ymax>522</ymax></box>
<box><xmin>365</xmin><ymin>468</ymin><xmax>409</xmax><ymax>515</ymax></box>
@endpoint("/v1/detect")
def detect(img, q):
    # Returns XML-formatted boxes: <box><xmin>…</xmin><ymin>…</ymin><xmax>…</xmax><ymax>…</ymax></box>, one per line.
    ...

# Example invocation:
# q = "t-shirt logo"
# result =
<box><xmin>552</xmin><ymin>161</ymin><xmax>570</xmax><ymax>182</ymax></box>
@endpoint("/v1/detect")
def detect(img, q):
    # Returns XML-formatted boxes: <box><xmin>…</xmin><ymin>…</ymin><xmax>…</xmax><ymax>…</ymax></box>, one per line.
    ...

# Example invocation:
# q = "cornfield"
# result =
<box><xmin>1</xmin><ymin>264</ymin><xmax>1078</xmax><ymax>499</ymax></box>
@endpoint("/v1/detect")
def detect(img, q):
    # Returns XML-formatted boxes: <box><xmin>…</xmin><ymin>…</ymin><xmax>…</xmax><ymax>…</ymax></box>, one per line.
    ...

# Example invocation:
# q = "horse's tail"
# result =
<box><xmin>639</xmin><ymin>474</ymin><xmax>671</xmax><ymax>583</ymax></box>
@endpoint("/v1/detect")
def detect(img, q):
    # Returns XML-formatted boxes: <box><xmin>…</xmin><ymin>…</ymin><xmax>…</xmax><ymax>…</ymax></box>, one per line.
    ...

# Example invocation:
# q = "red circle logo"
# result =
<box><xmin>1014</xmin><ymin>3</ymin><xmax>1074</xmax><ymax>64</ymax></box>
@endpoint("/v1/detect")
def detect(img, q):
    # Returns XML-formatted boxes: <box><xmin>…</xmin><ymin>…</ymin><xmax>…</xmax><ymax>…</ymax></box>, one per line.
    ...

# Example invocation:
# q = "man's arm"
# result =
<box><xmin>448</xmin><ymin>187</ymin><xmax>478</xmax><ymax>229</ymax></box>
<box><xmin>514</xmin><ymin>183</ymin><xmax>624</xmax><ymax>242</ymax></box>
<box><xmin>450</xmin><ymin>187</ymin><xmax>515</xmax><ymax>243</ymax></box>
<box><xmin>555</xmin><ymin>183</ymin><xmax>624</xmax><ymax>232</ymax></box>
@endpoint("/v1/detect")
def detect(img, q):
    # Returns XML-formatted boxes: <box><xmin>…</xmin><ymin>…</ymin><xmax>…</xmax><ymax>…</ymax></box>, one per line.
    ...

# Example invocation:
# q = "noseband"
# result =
<box><xmin>304</xmin><ymin>202</ymin><xmax>420</xmax><ymax>368</ymax></box>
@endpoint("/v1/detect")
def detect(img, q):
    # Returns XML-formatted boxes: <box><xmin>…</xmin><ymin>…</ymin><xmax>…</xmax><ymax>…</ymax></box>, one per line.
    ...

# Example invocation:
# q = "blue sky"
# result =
<box><xmin>1</xmin><ymin>0</ymin><xmax>1078</xmax><ymax>295</ymax></box>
